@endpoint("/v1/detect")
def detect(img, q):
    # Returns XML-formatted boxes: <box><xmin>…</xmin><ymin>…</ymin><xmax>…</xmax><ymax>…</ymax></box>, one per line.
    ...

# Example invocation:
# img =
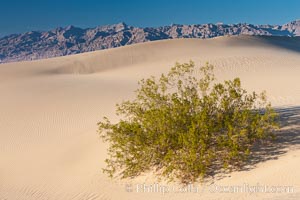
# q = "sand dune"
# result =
<box><xmin>0</xmin><ymin>35</ymin><xmax>300</xmax><ymax>200</ymax></box>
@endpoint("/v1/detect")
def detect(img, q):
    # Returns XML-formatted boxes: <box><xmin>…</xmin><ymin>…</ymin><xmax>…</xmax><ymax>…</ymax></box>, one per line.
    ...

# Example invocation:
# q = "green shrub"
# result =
<box><xmin>98</xmin><ymin>61</ymin><xmax>278</xmax><ymax>183</ymax></box>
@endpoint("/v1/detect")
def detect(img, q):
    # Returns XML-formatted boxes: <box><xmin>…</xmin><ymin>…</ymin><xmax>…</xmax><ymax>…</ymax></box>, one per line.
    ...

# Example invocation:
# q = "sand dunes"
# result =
<box><xmin>0</xmin><ymin>35</ymin><xmax>300</xmax><ymax>199</ymax></box>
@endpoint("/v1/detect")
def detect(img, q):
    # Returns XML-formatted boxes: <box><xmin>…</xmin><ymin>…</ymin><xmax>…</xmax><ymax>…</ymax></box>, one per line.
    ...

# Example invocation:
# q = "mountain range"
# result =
<box><xmin>0</xmin><ymin>20</ymin><xmax>299</xmax><ymax>63</ymax></box>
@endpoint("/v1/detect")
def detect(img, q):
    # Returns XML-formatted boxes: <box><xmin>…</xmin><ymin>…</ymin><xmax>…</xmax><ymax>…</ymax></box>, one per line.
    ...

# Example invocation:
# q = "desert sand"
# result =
<box><xmin>0</xmin><ymin>35</ymin><xmax>299</xmax><ymax>200</ymax></box>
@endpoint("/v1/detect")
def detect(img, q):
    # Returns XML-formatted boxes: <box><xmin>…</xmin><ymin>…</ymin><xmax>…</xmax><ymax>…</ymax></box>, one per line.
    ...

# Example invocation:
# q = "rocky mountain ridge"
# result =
<box><xmin>0</xmin><ymin>20</ymin><xmax>299</xmax><ymax>63</ymax></box>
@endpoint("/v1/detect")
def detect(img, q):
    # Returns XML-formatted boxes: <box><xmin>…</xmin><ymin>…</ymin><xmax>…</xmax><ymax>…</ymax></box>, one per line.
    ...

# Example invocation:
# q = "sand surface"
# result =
<box><xmin>0</xmin><ymin>36</ymin><xmax>300</xmax><ymax>199</ymax></box>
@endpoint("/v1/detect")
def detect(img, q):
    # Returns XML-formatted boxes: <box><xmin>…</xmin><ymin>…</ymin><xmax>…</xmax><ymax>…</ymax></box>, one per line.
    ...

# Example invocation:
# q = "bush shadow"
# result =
<box><xmin>209</xmin><ymin>106</ymin><xmax>300</xmax><ymax>182</ymax></box>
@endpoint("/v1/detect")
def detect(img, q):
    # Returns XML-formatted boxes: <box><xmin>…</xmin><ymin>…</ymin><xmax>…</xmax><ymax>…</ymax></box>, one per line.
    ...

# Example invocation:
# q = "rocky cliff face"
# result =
<box><xmin>0</xmin><ymin>20</ymin><xmax>299</xmax><ymax>63</ymax></box>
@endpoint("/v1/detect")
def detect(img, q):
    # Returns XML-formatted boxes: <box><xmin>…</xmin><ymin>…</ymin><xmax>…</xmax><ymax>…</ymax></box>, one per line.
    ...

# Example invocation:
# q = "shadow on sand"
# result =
<box><xmin>210</xmin><ymin>106</ymin><xmax>300</xmax><ymax>181</ymax></box>
<box><xmin>245</xmin><ymin>106</ymin><xmax>300</xmax><ymax>167</ymax></box>
<box><xmin>258</xmin><ymin>36</ymin><xmax>300</xmax><ymax>53</ymax></box>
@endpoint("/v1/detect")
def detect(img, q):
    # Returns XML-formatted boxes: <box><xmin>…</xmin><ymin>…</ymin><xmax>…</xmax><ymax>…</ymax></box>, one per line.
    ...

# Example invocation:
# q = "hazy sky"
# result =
<box><xmin>1</xmin><ymin>0</ymin><xmax>299</xmax><ymax>36</ymax></box>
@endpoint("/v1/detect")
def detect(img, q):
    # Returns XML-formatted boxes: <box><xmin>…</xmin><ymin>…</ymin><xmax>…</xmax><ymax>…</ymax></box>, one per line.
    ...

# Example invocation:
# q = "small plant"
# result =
<box><xmin>98</xmin><ymin>61</ymin><xmax>278</xmax><ymax>183</ymax></box>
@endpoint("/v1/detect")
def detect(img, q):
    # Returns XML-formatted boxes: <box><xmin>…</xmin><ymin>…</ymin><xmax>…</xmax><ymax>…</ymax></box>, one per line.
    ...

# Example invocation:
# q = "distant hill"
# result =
<box><xmin>0</xmin><ymin>20</ymin><xmax>299</xmax><ymax>63</ymax></box>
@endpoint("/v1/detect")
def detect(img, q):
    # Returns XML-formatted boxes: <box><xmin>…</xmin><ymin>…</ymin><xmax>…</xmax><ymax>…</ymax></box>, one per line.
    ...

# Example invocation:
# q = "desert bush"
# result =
<box><xmin>98</xmin><ymin>61</ymin><xmax>278</xmax><ymax>183</ymax></box>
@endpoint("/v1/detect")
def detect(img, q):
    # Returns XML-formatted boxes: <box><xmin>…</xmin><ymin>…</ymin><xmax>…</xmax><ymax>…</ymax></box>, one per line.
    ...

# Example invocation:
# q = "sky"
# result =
<box><xmin>0</xmin><ymin>0</ymin><xmax>299</xmax><ymax>37</ymax></box>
